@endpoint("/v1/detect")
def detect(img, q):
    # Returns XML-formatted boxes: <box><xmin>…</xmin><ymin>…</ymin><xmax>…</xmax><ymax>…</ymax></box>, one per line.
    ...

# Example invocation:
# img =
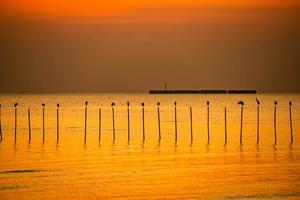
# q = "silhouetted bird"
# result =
<box><xmin>111</xmin><ymin>102</ymin><xmax>115</xmax><ymax>107</ymax></box>
<box><xmin>0</xmin><ymin>104</ymin><xmax>1</xmax><ymax>108</ymax></box>
<box><xmin>256</xmin><ymin>98</ymin><xmax>260</xmax><ymax>105</ymax></box>
<box><xmin>85</xmin><ymin>101</ymin><xmax>88</xmax><ymax>106</ymax></box>
<box><xmin>207</xmin><ymin>101</ymin><xmax>210</xmax><ymax>106</ymax></box>
<box><xmin>274</xmin><ymin>101</ymin><xmax>278</xmax><ymax>106</ymax></box>
<box><xmin>127</xmin><ymin>101</ymin><xmax>130</xmax><ymax>107</ymax></box>
<box><xmin>174</xmin><ymin>101</ymin><xmax>177</xmax><ymax>106</ymax></box>
<box><xmin>237</xmin><ymin>101</ymin><xmax>244</xmax><ymax>106</ymax></box>
<box><xmin>14</xmin><ymin>103</ymin><xmax>18</xmax><ymax>107</ymax></box>
<box><xmin>41</xmin><ymin>103</ymin><xmax>45</xmax><ymax>107</ymax></box>
<box><xmin>289</xmin><ymin>101</ymin><xmax>292</xmax><ymax>106</ymax></box>
<box><xmin>141</xmin><ymin>102</ymin><xmax>145</xmax><ymax>107</ymax></box>
<box><xmin>57</xmin><ymin>104</ymin><xmax>60</xmax><ymax>108</ymax></box>
<box><xmin>157</xmin><ymin>102</ymin><xmax>160</xmax><ymax>106</ymax></box>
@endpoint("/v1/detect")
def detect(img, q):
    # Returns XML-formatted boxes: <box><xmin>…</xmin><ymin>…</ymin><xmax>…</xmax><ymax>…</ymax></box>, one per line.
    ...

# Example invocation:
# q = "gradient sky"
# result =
<box><xmin>1</xmin><ymin>0</ymin><xmax>300</xmax><ymax>92</ymax></box>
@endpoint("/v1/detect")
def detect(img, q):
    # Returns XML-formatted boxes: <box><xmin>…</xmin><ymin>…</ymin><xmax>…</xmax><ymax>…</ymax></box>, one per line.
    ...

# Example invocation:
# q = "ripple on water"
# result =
<box><xmin>0</xmin><ymin>185</ymin><xmax>28</xmax><ymax>190</ymax></box>
<box><xmin>221</xmin><ymin>192</ymin><xmax>300</xmax><ymax>199</ymax></box>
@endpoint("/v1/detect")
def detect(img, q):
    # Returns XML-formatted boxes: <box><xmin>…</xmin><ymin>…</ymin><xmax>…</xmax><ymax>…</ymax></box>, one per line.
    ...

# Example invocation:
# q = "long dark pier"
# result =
<box><xmin>149</xmin><ymin>89</ymin><xmax>257</xmax><ymax>94</ymax></box>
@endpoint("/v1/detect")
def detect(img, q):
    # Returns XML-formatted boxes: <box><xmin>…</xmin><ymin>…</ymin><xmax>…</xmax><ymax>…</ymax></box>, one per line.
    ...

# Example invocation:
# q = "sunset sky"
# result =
<box><xmin>1</xmin><ymin>0</ymin><xmax>300</xmax><ymax>92</ymax></box>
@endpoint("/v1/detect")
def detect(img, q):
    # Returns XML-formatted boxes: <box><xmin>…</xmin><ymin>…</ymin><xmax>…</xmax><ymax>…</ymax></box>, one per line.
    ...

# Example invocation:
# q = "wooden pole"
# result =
<box><xmin>190</xmin><ymin>106</ymin><xmax>193</xmax><ymax>143</ymax></box>
<box><xmin>0</xmin><ymin>104</ymin><xmax>2</xmax><ymax>142</ymax></box>
<box><xmin>142</xmin><ymin>102</ymin><xmax>145</xmax><ymax>142</ymax></box>
<box><xmin>257</xmin><ymin>105</ymin><xmax>260</xmax><ymax>145</ymax></box>
<box><xmin>240</xmin><ymin>106</ymin><xmax>243</xmax><ymax>145</ymax></box>
<box><xmin>28</xmin><ymin>108</ymin><xmax>31</xmax><ymax>143</ymax></box>
<box><xmin>289</xmin><ymin>102</ymin><xmax>293</xmax><ymax>144</ymax></box>
<box><xmin>157</xmin><ymin>102</ymin><xmax>161</xmax><ymax>142</ymax></box>
<box><xmin>42</xmin><ymin>106</ymin><xmax>45</xmax><ymax>143</ymax></box>
<box><xmin>274</xmin><ymin>101</ymin><xmax>277</xmax><ymax>145</ymax></box>
<box><xmin>84</xmin><ymin>101</ymin><xmax>88</xmax><ymax>143</ymax></box>
<box><xmin>127</xmin><ymin>102</ymin><xmax>130</xmax><ymax>143</ymax></box>
<box><xmin>57</xmin><ymin>104</ymin><xmax>59</xmax><ymax>143</ymax></box>
<box><xmin>99</xmin><ymin>108</ymin><xmax>102</xmax><ymax>143</ymax></box>
<box><xmin>207</xmin><ymin>101</ymin><xmax>210</xmax><ymax>144</ymax></box>
<box><xmin>174</xmin><ymin>101</ymin><xmax>177</xmax><ymax>143</ymax></box>
<box><xmin>14</xmin><ymin>103</ymin><xmax>18</xmax><ymax>143</ymax></box>
<box><xmin>112</xmin><ymin>103</ymin><xmax>115</xmax><ymax>141</ymax></box>
<box><xmin>235</xmin><ymin>102</ymin><xmax>244</xmax><ymax>145</ymax></box>
<box><xmin>224</xmin><ymin>107</ymin><xmax>227</xmax><ymax>145</ymax></box>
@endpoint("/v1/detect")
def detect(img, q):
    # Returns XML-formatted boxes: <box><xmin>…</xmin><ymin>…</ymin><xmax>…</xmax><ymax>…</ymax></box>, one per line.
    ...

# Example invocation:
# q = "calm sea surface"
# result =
<box><xmin>0</xmin><ymin>93</ymin><xmax>300</xmax><ymax>199</ymax></box>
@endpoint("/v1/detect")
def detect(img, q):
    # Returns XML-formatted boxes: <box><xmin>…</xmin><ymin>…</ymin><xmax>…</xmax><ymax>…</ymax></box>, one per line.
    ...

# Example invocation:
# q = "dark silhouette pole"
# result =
<box><xmin>207</xmin><ymin>101</ymin><xmax>210</xmax><ymax>144</ymax></box>
<box><xmin>28</xmin><ymin>108</ymin><xmax>31</xmax><ymax>143</ymax></box>
<box><xmin>41</xmin><ymin>103</ymin><xmax>45</xmax><ymax>143</ymax></box>
<box><xmin>157</xmin><ymin>102</ymin><xmax>161</xmax><ymax>142</ymax></box>
<box><xmin>237</xmin><ymin>101</ymin><xmax>244</xmax><ymax>145</ymax></box>
<box><xmin>190</xmin><ymin>106</ymin><xmax>193</xmax><ymax>143</ymax></box>
<box><xmin>57</xmin><ymin>104</ymin><xmax>59</xmax><ymax>143</ymax></box>
<box><xmin>224</xmin><ymin>107</ymin><xmax>227</xmax><ymax>145</ymax></box>
<box><xmin>127</xmin><ymin>102</ymin><xmax>130</xmax><ymax>143</ymax></box>
<box><xmin>256</xmin><ymin>98</ymin><xmax>260</xmax><ymax>145</ymax></box>
<box><xmin>84</xmin><ymin>101</ymin><xmax>88</xmax><ymax>143</ymax></box>
<box><xmin>274</xmin><ymin>100</ymin><xmax>278</xmax><ymax>145</ymax></box>
<box><xmin>14</xmin><ymin>103</ymin><xmax>18</xmax><ymax>143</ymax></box>
<box><xmin>99</xmin><ymin>108</ymin><xmax>102</xmax><ymax>143</ymax></box>
<box><xmin>0</xmin><ymin>104</ymin><xmax>2</xmax><ymax>142</ymax></box>
<box><xmin>111</xmin><ymin>102</ymin><xmax>116</xmax><ymax>141</ymax></box>
<box><xmin>289</xmin><ymin>102</ymin><xmax>293</xmax><ymax>144</ymax></box>
<box><xmin>174</xmin><ymin>101</ymin><xmax>178</xmax><ymax>143</ymax></box>
<box><xmin>141</xmin><ymin>102</ymin><xmax>145</xmax><ymax>142</ymax></box>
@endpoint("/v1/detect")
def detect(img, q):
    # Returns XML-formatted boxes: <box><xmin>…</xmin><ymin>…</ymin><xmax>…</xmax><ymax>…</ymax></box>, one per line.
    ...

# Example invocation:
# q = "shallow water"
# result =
<box><xmin>0</xmin><ymin>93</ymin><xmax>300</xmax><ymax>199</ymax></box>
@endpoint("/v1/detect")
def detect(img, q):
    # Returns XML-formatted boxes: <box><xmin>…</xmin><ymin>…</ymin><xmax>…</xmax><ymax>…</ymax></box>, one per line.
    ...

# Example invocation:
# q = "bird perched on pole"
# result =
<box><xmin>237</xmin><ymin>101</ymin><xmax>244</xmax><ymax>106</ymax></box>
<box><xmin>256</xmin><ymin>98</ymin><xmax>260</xmax><ymax>106</ymax></box>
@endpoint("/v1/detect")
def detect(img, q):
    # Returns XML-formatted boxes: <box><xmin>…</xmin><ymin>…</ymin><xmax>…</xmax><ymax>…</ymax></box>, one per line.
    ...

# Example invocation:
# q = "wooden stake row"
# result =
<box><xmin>0</xmin><ymin>101</ymin><xmax>294</xmax><ymax>145</ymax></box>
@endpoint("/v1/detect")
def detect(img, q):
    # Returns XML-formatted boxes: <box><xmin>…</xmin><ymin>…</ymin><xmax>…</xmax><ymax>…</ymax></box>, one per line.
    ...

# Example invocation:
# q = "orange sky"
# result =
<box><xmin>1</xmin><ymin>0</ymin><xmax>300</xmax><ymax>19</ymax></box>
<box><xmin>1</xmin><ymin>0</ymin><xmax>300</xmax><ymax>92</ymax></box>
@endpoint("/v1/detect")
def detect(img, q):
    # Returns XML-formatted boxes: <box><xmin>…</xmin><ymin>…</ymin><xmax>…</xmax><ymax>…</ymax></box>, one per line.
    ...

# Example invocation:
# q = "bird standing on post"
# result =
<box><xmin>274</xmin><ymin>100</ymin><xmax>278</xmax><ymax>145</ymax></box>
<box><xmin>111</xmin><ymin>102</ymin><xmax>116</xmax><ymax>141</ymax></box>
<box><xmin>207</xmin><ymin>101</ymin><xmax>210</xmax><ymax>144</ymax></box>
<box><xmin>157</xmin><ymin>102</ymin><xmax>161</xmax><ymax>142</ymax></box>
<box><xmin>141</xmin><ymin>102</ymin><xmax>145</xmax><ymax>142</ymax></box>
<box><xmin>28</xmin><ymin>108</ymin><xmax>31</xmax><ymax>143</ymax></box>
<box><xmin>41</xmin><ymin>103</ymin><xmax>45</xmax><ymax>143</ymax></box>
<box><xmin>237</xmin><ymin>101</ymin><xmax>244</xmax><ymax>145</ymax></box>
<box><xmin>98</xmin><ymin>107</ymin><xmax>102</xmax><ymax>143</ymax></box>
<box><xmin>174</xmin><ymin>101</ymin><xmax>178</xmax><ymax>143</ymax></box>
<box><xmin>14</xmin><ymin>103</ymin><xmax>18</xmax><ymax>143</ymax></box>
<box><xmin>190</xmin><ymin>106</ymin><xmax>193</xmax><ymax>143</ymax></box>
<box><xmin>84</xmin><ymin>101</ymin><xmax>88</xmax><ymax>143</ymax></box>
<box><xmin>256</xmin><ymin>98</ymin><xmax>260</xmax><ymax>145</ymax></box>
<box><xmin>127</xmin><ymin>101</ymin><xmax>130</xmax><ymax>143</ymax></box>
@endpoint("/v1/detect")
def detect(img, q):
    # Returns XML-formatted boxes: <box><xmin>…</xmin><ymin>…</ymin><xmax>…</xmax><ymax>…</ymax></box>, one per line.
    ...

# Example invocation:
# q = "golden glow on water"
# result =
<box><xmin>0</xmin><ymin>93</ymin><xmax>300</xmax><ymax>199</ymax></box>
